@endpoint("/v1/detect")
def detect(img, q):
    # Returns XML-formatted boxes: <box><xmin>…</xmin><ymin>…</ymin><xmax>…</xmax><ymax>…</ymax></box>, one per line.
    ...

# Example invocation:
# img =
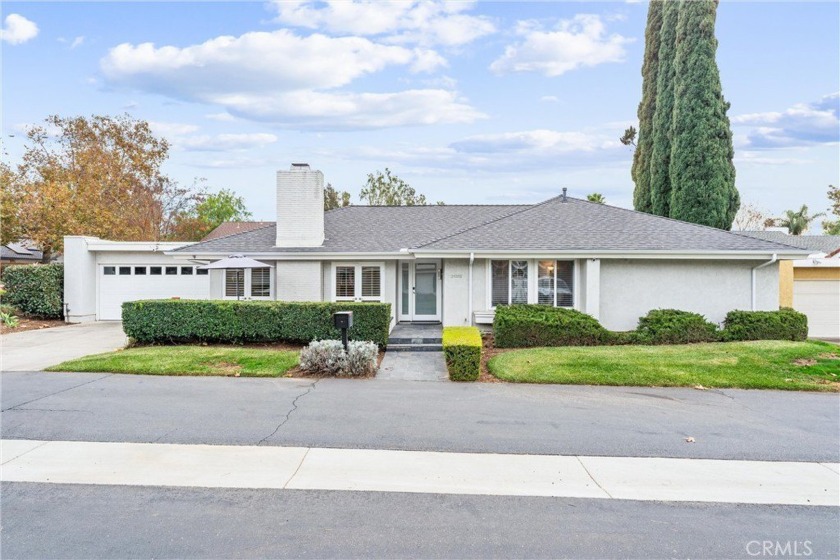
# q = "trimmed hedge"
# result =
<box><xmin>493</xmin><ymin>305</ymin><xmax>612</xmax><ymax>348</ymax></box>
<box><xmin>122</xmin><ymin>299</ymin><xmax>391</xmax><ymax>346</ymax></box>
<box><xmin>442</xmin><ymin>326</ymin><xmax>482</xmax><ymax>382</ymax></box>
<box><xmin>723</xmin><ymin>308</ymin><xmax>808</xmax><ymax>342</ymax></box>
<box><xmin>635</xmin><ymin>309</ymin><xmax>720</xmax><ymax>344</ymax></box>
<box><xmin>1</xmin><ymin>264</ymin><xmax>64</xmax><ymax>318</ymax></box>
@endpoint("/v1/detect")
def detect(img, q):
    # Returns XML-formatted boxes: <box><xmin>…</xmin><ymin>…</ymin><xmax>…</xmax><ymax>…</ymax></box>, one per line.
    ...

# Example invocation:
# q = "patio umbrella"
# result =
<box><xmin>198</xmin><ymin>254</ymin><xmax>270</xmax><ymax>300</ymax></box>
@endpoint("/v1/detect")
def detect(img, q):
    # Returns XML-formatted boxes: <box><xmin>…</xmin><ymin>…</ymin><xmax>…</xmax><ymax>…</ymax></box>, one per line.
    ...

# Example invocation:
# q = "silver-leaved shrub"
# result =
<box><xmin>299</xmin><ymin>339</ymin><xmax>378</xmax><ymax>376</ymax></box>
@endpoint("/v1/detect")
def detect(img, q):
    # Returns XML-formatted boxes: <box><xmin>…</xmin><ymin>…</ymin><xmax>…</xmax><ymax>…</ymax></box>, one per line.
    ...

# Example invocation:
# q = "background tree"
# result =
<box><xmin>620</xmin><ymin>126</ymin><xmax>637</xmax><ymax>148</ymax></box>
<box><xmin>776</xmin><ymin>205</ymin><xmax>825</xmax><ymax>236</ymax></box>
<box><xmin>631</xmin><ymin>0</ymin><xmax>663</xmax><ymax>213</ymax></box>
<box><xmin>3</xmin><ymin>114</ymin><xmax>202</xmax><ymax>261</ymax></box>
<box><xmin>171</xmin><ymin>188</ymin><xmax>252</xmax><ymax>241</ymax></box>
<box><xmin>646</xmin><ymin>0</ymin><xmax>680</xmax><ymax>218</ymax></box>
<box><xmin>324</xmin><ymin>183</ymin><xmax>351</xmax><ymax>211</ymax></box>
<box><xmin>822</xmin><ymin>185</ymin><xmax>840</xmax><ymax>235</ymax></box>
<box><xmin>731</xmin><ymin>202</ymin><xmax>769</xmax><ymax>231</ymax></box>
<box><xmin>0</xmin><ymin>162</ymin><xmax>22</xmax><ymax>246</ymax></box>
<box><xmin>668</xmin><ymin>0</ymin><xmax>739</xmax><ymax>230</ymax></box>
<box><xmin>359</xmin><ymin>168</ymin><xmax>442</xmax><ymax>206</ymax></box>
<box><xmin>586</xmin><ymin>193</ymin><xmax>606</xmax><ymax>204</ymax></box>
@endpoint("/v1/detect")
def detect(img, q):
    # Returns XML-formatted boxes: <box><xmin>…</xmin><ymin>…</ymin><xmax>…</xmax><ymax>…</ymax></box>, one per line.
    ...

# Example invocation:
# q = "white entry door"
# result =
<box><xmin>399</xmin><ymin>260</ymin><xmax>441</xmax><ymax>322</ymax></box>
<box><xmin>223</xmin><ymin>268</ymin><xmax>273</xmax><ymax>300</ymax></box>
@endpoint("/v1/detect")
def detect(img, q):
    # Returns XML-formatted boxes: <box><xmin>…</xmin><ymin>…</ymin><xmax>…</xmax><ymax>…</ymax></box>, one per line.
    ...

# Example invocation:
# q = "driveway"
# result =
<box><xmin>1</xmin><ymin>322</ymin><xmax>127</xmax><ymax>372</ymax></box>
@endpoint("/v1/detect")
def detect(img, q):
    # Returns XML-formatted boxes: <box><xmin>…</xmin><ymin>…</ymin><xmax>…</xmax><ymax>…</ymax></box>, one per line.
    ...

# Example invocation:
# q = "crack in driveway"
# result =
<box><xmin>257</xmin><ymin>380</ymin><xmax>319</xmax><ymax>446</ymax></box>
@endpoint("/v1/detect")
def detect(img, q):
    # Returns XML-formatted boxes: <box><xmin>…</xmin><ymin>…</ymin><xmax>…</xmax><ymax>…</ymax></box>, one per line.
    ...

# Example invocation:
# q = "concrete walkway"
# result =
<box><xmin>2</xmin><ymin>439</ymin><xmax>837</xmax><ymax>506</ymax></box>
<box><xmin>377</xmin><ymin>351</ymin><xmax>449</xmax><ymax>381</ymax></box>
<box><xmin>1</xmin><ymin>322</ymin><xmax>127</xmax><ymax>372</ymax></box>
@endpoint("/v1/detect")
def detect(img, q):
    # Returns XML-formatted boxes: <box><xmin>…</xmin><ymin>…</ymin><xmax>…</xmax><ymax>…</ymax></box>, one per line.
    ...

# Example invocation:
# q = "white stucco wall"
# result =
<box><xmin>442</xmin><ymin>258</ymin><xmax>470</xmax><ymax>326</ymax></box>
<box><xmin>599</xmin><ymin>259</ymin><xmax>779</xmax><ymax>331</ymax></box>
<box><xmin>63</xmin><ymin>237</ymin><xmax>98</xmax><ymax>322</ymax></box>
<box><xmin>275</xmin><ymin>261</ymin><xmax>322</xmax><ymax>301</ymax></box>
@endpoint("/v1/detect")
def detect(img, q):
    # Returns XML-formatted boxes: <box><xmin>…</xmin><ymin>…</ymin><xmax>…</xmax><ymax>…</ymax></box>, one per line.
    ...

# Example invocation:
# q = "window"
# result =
<box><xmin>150</xmin><ymin>266</ymin><xmax>162</xmax><ymax>275</ymax></box>
<box><xmin>537</xmin><ymin>260</ymin><xmax>574</xmax><ymax>307</ymax></box>
<box><xmin>165</xmin><ymin>266</ymin><xmax>178</xmax><ymax>275</ymax></box>
<box><xmin>335</xmin><ymin>266</ymin><xmax>355</xmax><ymax>299</ymax></box>
<box><xmin>334</xmin><ymin>264</ymin><xmax>383</xmax><ymax>302</ymax></box>
<box><xmin>250</xmin><ymin>268</ymin><xmax>271</xmax><ymax>297</ymax></box>
<box><xmin>225</xmin><ymin>269</ymin><xmax>244</xmax><ymax>298</ymax></box>
<box><xmin>196</xmin><ymin>268</ymin><xmax>208</xmax><ymax>275</ymax></box>
<box><xmin>491</xmin><ymin>260</ymin><xmax>528</xmax><ymax>306</ymax></box>
<box><xmin>181</xmin><ymin>266</ymin><xmax>193</xmax><ymax>275</ymax></box>
<box><xmin>103</xmin><ymin>266</ymin><xmax>116</xmax><ymax>275</ymax></box>
<box><xmin>134</xmin><ymin>267</ymin><xmax>147</xmax><ymax>275</ymax></box>
<box><xmin>361</xmin><ymin>266</ymin><xmax>381</xmax><ymax>298</ymax></box>
<box><xmin>119</xmin><ymin>266</ymin><xmax>131</xmax><ymax>275</ymax></box>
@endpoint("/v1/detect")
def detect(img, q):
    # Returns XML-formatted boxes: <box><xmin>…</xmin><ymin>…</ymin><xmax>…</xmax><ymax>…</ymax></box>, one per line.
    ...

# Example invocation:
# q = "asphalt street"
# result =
<box><xmin>3</xmin><ymin>482</ymin><xmax>838</xmax><ymax>559</ymax></box>
<box><xmin>2</xmin><ymin>371</ymin><xmax>838</xmax><ymax>461</ymax></box>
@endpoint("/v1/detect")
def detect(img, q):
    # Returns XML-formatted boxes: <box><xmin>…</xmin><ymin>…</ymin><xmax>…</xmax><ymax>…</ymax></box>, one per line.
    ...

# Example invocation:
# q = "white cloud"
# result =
<box><xmin>205</xmin><ymin>112</ymin><xmax>236</xmax><ymax>122</ymax></box>
<box><xmin>220</xmin><ymin>89</ymin><xmax>485</xmax><ymax>129</ymax></box>
<box><xmin>271</xmin><ymin>0</ymin><xmax>495</xmax><ymax>47</ymax></box>
<box><xmin>148</xmin><ymin>121</ymin><xmax>200</xmax><ymax>136</ymax></box>
<box><xmin>101</xmin><ymin>30</ymin><xmax>418</xmax><ymax>96</ymax></box>
<box><xmin>174</xmin><ymin>133</ymin><xmax>278</xmax><ymax>152</ymax></box>
<box><xmin>732</xmin><ymin>92</ymin><xmax>839</xmax><ymax>148</ymax></box>
<box><xmin>1</xmin><ymin>14</ymin><xmax>38</xmax><ymax>45</ymax></box>
<box><xmin>490</xmin><ymin>15</ymin><xmax>631</xmax><ymax>77</ymax></box>
<box><xmin>70</xmin><ymin>36</ymin><xmax>85</xmax><ymax>49</ymax></box>
<box><xmin>540</xmin><ymin>95</ymin><xmax>559</xmax><ymax>103</ymax></box>
<box><xmin>100</xmin><ymin>29</ymin><xmax>481</xmax><ymax>129</ymax></box>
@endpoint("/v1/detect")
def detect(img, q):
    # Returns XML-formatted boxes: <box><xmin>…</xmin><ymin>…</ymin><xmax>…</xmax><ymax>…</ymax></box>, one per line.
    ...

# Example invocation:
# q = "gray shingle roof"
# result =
<box><xmin>735</xmin><ymin>231</ymin><xmax>840</xmax><ymax>254</ymax></box>
<box><xmin>174</xmin><ymin>198</ymin><xmax>807</xmax><ymax>255</ymax></box>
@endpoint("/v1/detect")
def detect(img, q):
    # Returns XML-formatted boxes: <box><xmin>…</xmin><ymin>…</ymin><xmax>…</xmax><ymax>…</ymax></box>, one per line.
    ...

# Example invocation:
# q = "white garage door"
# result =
<box><xmin>99</xmin><ymin>264</ymin><xmax>211</xmax><ymax>321</ymax></box>
<box><xmin>793</xmin><ymin>280</ymin><xmax>840</xmax><ymax>339</ymax></box>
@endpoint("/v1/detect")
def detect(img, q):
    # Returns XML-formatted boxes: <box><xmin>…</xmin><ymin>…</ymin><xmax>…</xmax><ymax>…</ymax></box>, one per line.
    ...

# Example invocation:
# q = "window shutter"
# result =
<box><xmin>250</xmin><ymin>268</ymin><xmax>271</xmax><ymax>297</ymax></box>
<box><xmin>225</xmin><ymin>269</ymin><xmax>244</xmax><ymax>297</ymax></box>
<box><xmin>361</xmin><ymin>266</ymin><xmax>381</xmax><ymax>298</ymax></box>
<box><xmin>335</xmin><ymin>266</ymin><xmax>355</xmax><ymax>298</ymax></box>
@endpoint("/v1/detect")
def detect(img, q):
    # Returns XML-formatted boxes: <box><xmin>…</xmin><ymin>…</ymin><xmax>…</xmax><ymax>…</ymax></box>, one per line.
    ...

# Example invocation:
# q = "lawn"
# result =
<box><xmin>48</xmin><ymin>346</ymin><xmax>299</xmax><ymax>377</ymax></box>
<box><xmin>487</xmin><ymin>340</ymin><xmax>840</xmax><ymax>391</ymax></box>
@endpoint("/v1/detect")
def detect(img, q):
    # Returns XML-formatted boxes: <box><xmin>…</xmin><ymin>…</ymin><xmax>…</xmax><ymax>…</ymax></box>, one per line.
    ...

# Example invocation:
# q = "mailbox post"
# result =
<box><xmin>333</xmin><ymin>311</ymin><xmax>353</xmax><ymax>352</ymax></box>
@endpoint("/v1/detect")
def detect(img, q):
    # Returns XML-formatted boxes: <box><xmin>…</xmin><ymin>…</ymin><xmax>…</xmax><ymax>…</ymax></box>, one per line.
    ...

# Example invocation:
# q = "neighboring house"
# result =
<box><xmin>1</xmin><ymin>243</ymin><xmax>45</xmax><ymax>266</ymax></box>
<box><xmin>64</xmin><ymin>164</ymin><xmax>809</xmax><ymax>329</ymax></box>
<box><xmin>201</xmin><ymin>221</ymin><xmax>275</xmax><ymax>242</ymax></box>
<box><xmin>739</xmin><ymin>231</ymin><xmax>840</xmax><ymax>339</ymax></box>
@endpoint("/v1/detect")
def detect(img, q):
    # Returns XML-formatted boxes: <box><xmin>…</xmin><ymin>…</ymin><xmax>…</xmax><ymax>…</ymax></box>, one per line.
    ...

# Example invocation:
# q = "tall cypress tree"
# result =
<box><xmin>647</xmin><ymin>0</ymin><xmax>680</xmax><ymax>217</ymax></box>
<box><xmin>631</xmin><ymin>0</ymin><xmax>664</xmax><ymax>213</ymax></box>
<box><xmin>669</xmin><ymin>0</ymin><xmax>739</xmax><ymax>229</ymax></box>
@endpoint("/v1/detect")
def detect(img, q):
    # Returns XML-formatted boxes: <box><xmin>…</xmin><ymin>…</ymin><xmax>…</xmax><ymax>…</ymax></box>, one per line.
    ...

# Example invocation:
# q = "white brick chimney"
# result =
<box><xmin>275</xmin><ymin>163</ymin><xmax>324</xmax><ymax>247</ymax></box>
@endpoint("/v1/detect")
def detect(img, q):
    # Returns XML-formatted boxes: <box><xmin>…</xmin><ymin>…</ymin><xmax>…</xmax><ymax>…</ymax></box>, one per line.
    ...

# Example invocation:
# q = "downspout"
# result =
<box><xmin>751</xmin><ymin>254</ymin><xmax>777</xmax><ymax>311</ymax></box>
<box><xmin>468</xmin><ymin>252</ymin><xmax>475</xmax><ymax>325</ymax></box>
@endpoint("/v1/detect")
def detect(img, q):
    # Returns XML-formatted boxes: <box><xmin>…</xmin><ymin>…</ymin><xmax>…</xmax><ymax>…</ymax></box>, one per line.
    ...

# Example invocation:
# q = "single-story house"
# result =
<box><xmin>64</xmin><ymin>163</ymin><xmax>811</xmax><ymax>331</ymax></box>
<box><xmin>738</xmin><ymin>231</ymin><xmax>840</xmax><ymax>339</ymax></box>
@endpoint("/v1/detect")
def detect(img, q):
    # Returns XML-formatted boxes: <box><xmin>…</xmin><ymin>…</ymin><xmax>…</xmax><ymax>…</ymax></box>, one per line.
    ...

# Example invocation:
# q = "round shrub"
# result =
<box><xmin>1</xmin><ymin>264</ymin><xmax>64</xmax><ymax>318</ymax></box>
<box><xmin>493</xmin><ymin>305</ymin><xmax>612</xmax><ymax>348</ymax></box>
<box><xmin>722</xmin><ymin>308</ymin><xmax>808</xmax><ymax>341</ymax></box>
<box><xmin>635</xmin><ymin>309</ymin><xmax>720</xmax><ymax>345</ymax></box>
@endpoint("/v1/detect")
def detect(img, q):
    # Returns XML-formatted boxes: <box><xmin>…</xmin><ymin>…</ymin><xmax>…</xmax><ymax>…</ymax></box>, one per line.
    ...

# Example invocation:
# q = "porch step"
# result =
<box><xmin>387</xmin><ymin>342</ymin><xmax>444</xmax><ymax>352</ymax></box>
<box><xmin>388</xmin><ymin>336</ymin><xmax>443</xmax><ymax>345</ymax></box>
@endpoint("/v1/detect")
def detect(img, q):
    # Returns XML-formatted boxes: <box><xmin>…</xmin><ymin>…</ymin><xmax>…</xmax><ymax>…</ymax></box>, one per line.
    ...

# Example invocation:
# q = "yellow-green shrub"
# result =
<box><xmin>443</xmin><ymin>326</ymin><xmax>482</xmax><ymax>381</ymax></box>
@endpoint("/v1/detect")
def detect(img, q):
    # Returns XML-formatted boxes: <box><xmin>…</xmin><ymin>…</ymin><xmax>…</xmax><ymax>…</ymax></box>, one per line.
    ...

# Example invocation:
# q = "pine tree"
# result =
<box><xmin>647</xmin><ymin>0</ymin><xmax>680</xmax><ymax>217</ymax></box>
<box><xmin>631</xmin><ymin>0</ymin><xmax>664</xmax><ymax>213</ymax></box>
<box><xmin>668</xmin><ymin>0</ymin><xmax>739</xmax><ymax>229</ymax></box>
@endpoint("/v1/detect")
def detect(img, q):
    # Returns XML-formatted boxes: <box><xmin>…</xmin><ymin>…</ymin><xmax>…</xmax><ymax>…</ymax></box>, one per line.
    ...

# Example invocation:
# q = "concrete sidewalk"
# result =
<box><xmin>1</xmin><ymin>322</ymin><xmax>127</xmax><ymax>371</ymax></box>
<box><xmin>2</xmin><ymin>439</ymin><xmax>837</xmax><ymax>506</ymax></box>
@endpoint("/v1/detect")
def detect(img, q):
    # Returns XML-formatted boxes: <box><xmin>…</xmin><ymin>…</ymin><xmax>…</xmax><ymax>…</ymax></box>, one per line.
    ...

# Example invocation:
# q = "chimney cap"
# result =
<box><xmin>290</xmin><ymin>163</ymin><xmax>311</xmax><ymax>170</ymax></box>
<box><xmin>561</xmin><ymin>187</ymin><xmax>567</xmax><ymax>202</ymax></box>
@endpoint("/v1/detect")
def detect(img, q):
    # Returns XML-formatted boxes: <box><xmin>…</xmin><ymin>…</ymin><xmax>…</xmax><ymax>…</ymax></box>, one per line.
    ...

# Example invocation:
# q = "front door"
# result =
<box><xmin>399</xmin><ymin>260</ymin><xmax>441</xmax><ymax>322</ymax></box>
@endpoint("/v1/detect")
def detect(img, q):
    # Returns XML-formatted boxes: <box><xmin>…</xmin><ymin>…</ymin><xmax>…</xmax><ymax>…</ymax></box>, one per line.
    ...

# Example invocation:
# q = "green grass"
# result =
<box><xmin>487</xmin><ymin>340</ymin><xmax>840</xmax><ymax>391</ymax></box>
<box><xmin>47</xmin><ymin>345</ymin><xmax>299</xmax><ymax>377</ymax></box>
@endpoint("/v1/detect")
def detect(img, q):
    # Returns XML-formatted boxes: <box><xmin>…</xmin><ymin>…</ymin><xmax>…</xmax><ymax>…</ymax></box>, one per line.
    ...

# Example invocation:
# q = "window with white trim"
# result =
<box><xmin>491</xmin><ymin>260</ymin><xmax>529</xmax><ymax>306</ymax></box>
<box><xmin>250</xmin><ymin>268</ymin><xmax>271</xmax><ymax>297</ymax></box>
<box><xmin>538</xmin><ymin>260</ymin><xmax>574</xmax><ymax>307</ymax></box>
<box><xmin>334</xmin><ymin>263</ymin><xmax>383</xmax><ymax>302</ymax></box>
<box><xmin>225</xmin><ymin>269</ymin><xmax>244</xmax><ymax>298</ymax></box>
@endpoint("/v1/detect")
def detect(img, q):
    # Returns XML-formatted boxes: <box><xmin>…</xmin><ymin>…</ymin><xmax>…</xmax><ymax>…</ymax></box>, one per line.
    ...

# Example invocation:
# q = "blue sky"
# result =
<box><xmin>2</xmin><ymin>1</ymin><xmax>838</xmax><ymax>227</ymax></box>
